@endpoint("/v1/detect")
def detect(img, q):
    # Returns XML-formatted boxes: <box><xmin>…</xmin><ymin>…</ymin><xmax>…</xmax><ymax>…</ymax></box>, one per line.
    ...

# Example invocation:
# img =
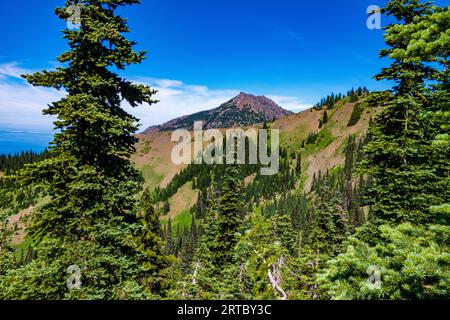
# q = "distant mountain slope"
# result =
<box><xmin>144</xmin><ymin>92</ymin><xmax>293</xmax><ymax>132</ymax></box>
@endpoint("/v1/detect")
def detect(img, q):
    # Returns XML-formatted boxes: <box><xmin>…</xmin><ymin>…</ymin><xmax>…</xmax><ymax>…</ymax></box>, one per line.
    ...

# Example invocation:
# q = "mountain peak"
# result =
<box><xmin>143</xmin><ymin>92</ymin><xmax>293</xmax><ymax>132</ymax></box>
<box><xmin>231</xmin><ymin>92</ymin><xmax>262</xmax><ymax>107</ymax></box>
<box><xmin>235</xmin><ymin>91</ymin><xmax>255</xmax><ymax>98</ymax></box>
<box><xmin>231</xmin><ymin>91</ymin><xmax>263</xmax><ymax>100</ymax></box>
<box><xmin>227</xmin><ymin>92</ymin><xmax>291</xmax><ymax>119</ymax></box>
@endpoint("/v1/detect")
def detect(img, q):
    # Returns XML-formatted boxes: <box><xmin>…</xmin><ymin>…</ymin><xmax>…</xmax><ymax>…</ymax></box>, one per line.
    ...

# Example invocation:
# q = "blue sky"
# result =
<box><xmin>0</xmin><ymin>0</ymin><xmax>448</xmax><ymax>132</ymax></box>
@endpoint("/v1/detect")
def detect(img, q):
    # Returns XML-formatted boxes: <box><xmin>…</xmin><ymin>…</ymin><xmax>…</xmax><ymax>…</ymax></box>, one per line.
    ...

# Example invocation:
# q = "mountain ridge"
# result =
<box><xmin>143</xmin><ymin>92</ymin><xmax>293</xmax><ymax>133</ymax></box>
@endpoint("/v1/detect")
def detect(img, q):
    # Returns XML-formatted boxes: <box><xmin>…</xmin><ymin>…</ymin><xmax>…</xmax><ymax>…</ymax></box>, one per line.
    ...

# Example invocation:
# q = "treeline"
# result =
<box><xmin>313</xmin><ymin>86</ymin><xmax>370</xmax><ymax>109</ymax></box>
<box><xmin>153</xmin><ymin>139</ymin><xmax>301</xmax><ymax>208</ymax></box>
<box><xmin>153</xmin><ymin>115</ymin><xmax>371</xmax><ymax>297</ymax></box>
<box><xmin>152</xmin><ymin>137</ymin><xmax>263</xmax><ymax>203</ymax></box>
<box><xmin>0</xmin><ymin>150</ymin><xmax>49</xmax><ymax>176</ymax></box>
<box><xmin>193</xmin><ymin>145</ymin><xmax>302</xmax><ymax>216</ymax></box>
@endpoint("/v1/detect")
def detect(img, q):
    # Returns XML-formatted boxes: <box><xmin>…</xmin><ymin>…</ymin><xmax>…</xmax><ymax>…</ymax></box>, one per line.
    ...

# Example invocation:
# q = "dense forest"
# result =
<box><xmin>0</xmin><ymin>151</ymin><xmax>48</xmax><ymax>219</ymax></box>
<box><xmin>0</xmin><ymin>150</ymin><xmax>49</xmax><ymax>175</ymax></box>
<box><xmin>0</xmin><ymin>0</ymin><xmax>448</xmax><ymax>300</ymax></box>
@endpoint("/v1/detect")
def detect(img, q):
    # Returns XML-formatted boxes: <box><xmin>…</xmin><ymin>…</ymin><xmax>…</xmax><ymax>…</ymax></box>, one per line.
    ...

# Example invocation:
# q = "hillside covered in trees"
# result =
<box><xmin>0</xmin><ymin>0</ymin><xmax>448</xmax><ymax>301</ymax></box>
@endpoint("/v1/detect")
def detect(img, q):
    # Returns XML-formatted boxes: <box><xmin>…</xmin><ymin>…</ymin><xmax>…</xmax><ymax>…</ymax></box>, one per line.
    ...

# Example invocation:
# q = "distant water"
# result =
<box><xmin>0</xmin><ymin>129</ymin><xmax>52</xmax><ymax>155</ymax></box>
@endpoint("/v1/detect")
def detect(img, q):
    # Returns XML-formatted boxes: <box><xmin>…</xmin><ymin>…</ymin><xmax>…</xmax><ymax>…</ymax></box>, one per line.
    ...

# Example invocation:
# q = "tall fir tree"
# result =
<box><xmin>0</xmin><ymin>0</ymin><xmax>159</xmax><ymax>299</ymax></box>
<box><xmin>139</xmin><ymin>191</ymin><xmax>174</xmax><ymax>297</ymax></box>
<box><xmin>319</xmin><ymin>1</ymin><xmax>450</xmax><ymax>299</ymax></box>
<box><xmin>322</xmin><ymin>110</ymin><xmax>329</xmax><ymax>125</ymax></box>
<box><xmin>361</xmin><ymin>0</ymin><xmax>443</xmax><ymax>227</ymax></box>
<box><xmin>166</xmin><ymin>216</ymin><xmax>174</xmax><ymax>255</ymax></box>
<box><xmin>216</xmin><ymin>165</ymin><xmax>245</xmax><ymax>265</ymax></box>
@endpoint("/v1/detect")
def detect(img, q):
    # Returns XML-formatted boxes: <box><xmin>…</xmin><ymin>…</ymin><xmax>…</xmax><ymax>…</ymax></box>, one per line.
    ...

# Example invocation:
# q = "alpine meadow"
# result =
<box><xmin>0</xmin><ymin>0</ymin><xmax>448</xmax><ymax>304</ymax></box>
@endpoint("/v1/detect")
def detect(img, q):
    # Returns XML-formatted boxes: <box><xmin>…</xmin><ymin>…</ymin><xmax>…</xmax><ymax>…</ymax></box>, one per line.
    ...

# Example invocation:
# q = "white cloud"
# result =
<box><xmin>0</xmin><ymin>62</ymin><xmax>307</xmax><ymax>132</ymax></box>
<box><xmin>0</xmin><ymin>82</ymin><xmax>63</xmax><ymax>131</ymax></box>
<box><xmin>126</xmin><ymin>77</ymin><xmax>240</xmax><ymax>130</ymax></box>
<box><xmin>0</xmin><ymin>62</ymin><xmax>35</xmax><ymax>80</ymax></box>
<box><xmin>267</xmin><ymin>95</ymin><xmax>312</xmax><ymax>113</ymax></box>
<box><xmin>0</xmin><ymin>63</ymin><xmax>63</xmax><ymax>131</ymax></box>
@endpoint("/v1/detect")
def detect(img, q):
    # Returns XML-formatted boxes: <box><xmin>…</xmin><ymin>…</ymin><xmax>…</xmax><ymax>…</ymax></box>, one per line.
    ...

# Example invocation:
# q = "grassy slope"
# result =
<box><xmin>299</xmin><ymin>102</ymin><xmax>381</xmax><ymax>191</ymax></box>
<box><xmin>132</xmin><ymin>130</ymin><xmax>186</xmax><ymax>189</ymax></box>
<box><xmin>160</xmin><ymin>181</ymin><xmax>199</xmax><ymax>220</ymax></box>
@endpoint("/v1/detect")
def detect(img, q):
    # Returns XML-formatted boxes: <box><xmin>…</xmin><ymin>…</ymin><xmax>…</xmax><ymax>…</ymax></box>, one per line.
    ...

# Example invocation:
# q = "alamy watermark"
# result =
<box><xmin>67</xmin><ymin>264</ymin><xmax>82</xmax><ymax>290</ymax></box>
<box><xmin>367</xmin><ymin>5</ymin><xmax>382</xmax><ymax>30</ymax></box>
<box><xmin>171</xmin><ymin>122</ymin><xmax>280</xmax><ymax>175</ymax></box>
<box><xmin>366</xmin><ymin>265</ymin><xmax>382</xmax><ymax>290</ymax></box>
<box><xmin>66</xmin><ymin>5</ymin><xmax>82</xmax><ymax>30</ymax></box>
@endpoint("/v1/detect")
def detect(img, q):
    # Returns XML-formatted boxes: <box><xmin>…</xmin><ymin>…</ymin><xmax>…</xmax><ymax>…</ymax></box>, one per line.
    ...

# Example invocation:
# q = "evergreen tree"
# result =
<box><xmin>139</xmin><ymin>199</ymin><xmax>171</xmax><ymax>296</ymax></box>
<box><xmin>322</xmin><ymin>110</ymin><xmax>329</xmax><ymax>125</ymax></box>
<box><xmin>216</xmin><ymin>165</ymin><xmax>245</xmax><ymax>265</ymax></box>
<box><xmin>318</xmin><ymin>221</ymin><xmax>450</xmax><ymax>299</ymax></box>
<box><xmin>360</xmin><ymin>0</ymin><xmax>444</xmax><ymax>226</ymax></box>
<box><xmin>1</xmin><ymin>0</ymin><xmax>158</xmax><ymax>299</ymax></box>
<box><xmin>0</xmin><ymin>221</ymin><xmax>16</xmax><ymax>281</ymax></box>
<box><xmin>166</xmin><ymin>216</ymin><xmax>174</xmax><ymax>255</ymax></box>
<box><xmin>162</xmin><ymin>200</ymin><xmax>170</xmax><ymax>215</ymax></box>
<box><xmin>347</xmin><ymin>102</ymin><xmax>365</xmax><ymax>127</ymax></box>
<box><xmin>295</xmin><ymin>152</ymin><xmax>302</xmax><ymax>175</ymax></box>
<box><xmin>343</xmin><ymin>135</ymin><xmax>355</xmax><ymax>212</ymax></box>
<box><xmin>320</xmin><ymin>0</ymin><xmax>450</xmax><ymax>299</ymax></box>
<box><xmin>180</xmin><ymin>213</ymin><xmax>198</xmax><ymax>274</ymax></box>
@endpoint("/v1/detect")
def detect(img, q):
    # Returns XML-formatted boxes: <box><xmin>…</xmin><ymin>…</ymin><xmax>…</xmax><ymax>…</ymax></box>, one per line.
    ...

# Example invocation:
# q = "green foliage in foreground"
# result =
<box><xmin>319</xmin><ymin>1</ymin><xmax>450</xmax><ymax>300</ymax></box>
<box><xmin>318</xmin><ymin>221</ymin><xmax>450</xmax><ymax>299</ymax></box>
<box><xmin>0</xmin><ymin>0</ymin><xmax>171</xmax><ymax>300</ymax></box>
